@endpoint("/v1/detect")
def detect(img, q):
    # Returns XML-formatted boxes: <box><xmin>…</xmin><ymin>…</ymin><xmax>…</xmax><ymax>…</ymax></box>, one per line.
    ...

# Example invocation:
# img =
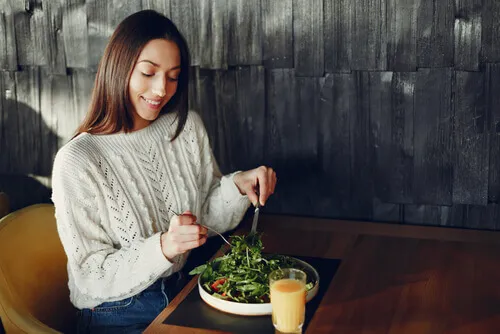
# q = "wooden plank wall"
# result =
<box><xmin>0</xmin><ymin>0</ymin><xmax>499</xmax><ymax>230</ymax></box>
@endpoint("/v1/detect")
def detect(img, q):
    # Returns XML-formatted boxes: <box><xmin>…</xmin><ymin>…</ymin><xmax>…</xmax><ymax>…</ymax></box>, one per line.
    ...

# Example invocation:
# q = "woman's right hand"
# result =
<box><xmin>160</xmin><ymin>211</ymin><xmax>208</xmax><ymax>261</ymax></box>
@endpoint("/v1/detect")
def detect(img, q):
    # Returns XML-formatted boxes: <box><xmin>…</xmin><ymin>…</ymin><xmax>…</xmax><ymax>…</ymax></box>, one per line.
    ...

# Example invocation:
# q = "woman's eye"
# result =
<box><xmin>141</xmin><ymin>73</ymin><xmax>154</xmax><ymax>77</ymax></box>
<box><xmin>168</xmin><ymin>77</ymin><xmax>179</xmax><ymax>82</ymax></box>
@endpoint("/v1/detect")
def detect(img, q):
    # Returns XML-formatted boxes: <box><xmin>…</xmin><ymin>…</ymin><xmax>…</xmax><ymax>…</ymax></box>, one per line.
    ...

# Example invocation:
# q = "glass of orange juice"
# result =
<box><xmin>269</xmin><ymin>268</ymin><xmax>307</xmax><ymax>333</ymax></box>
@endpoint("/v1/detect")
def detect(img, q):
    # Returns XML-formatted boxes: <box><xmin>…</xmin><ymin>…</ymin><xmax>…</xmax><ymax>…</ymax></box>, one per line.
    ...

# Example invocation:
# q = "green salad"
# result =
<box><xmin>189</xmin><ymin>233</ymin><xmax>314</xmax><ymax>303</ymax></box>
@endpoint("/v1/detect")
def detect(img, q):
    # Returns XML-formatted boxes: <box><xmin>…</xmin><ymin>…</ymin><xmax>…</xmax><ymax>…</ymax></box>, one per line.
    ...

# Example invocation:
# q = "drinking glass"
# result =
<box><xmin>269</xmin><ymin>268</ymin><xmax>307</xmax><ymax>333</ymax></box>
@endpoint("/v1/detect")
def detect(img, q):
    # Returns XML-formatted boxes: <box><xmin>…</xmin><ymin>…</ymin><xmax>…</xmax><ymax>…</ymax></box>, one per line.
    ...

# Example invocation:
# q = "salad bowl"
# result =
<box><xmin>197</xmin><ymin>256</ymin><xmax>320</xmax><ymax>316</ymax></box>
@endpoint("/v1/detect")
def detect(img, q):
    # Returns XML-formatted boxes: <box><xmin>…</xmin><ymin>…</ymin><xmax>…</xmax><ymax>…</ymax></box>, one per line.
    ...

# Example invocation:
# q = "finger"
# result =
<box><xmin>270</xmin><ymin>170</ymin><xmax>277</xmax><ymax>194</ymax></box>
<box><xmin>169</xmin><ymin>214</ymin><xmax>181</xmax><ymax>228</ymax></box>
<box><xmin>172</xmin><ymin>232</ymin><xmax>206</xmax><ymax>243</ymax></box>
<box><xmin>268</xmin><ymin>168</ymin><xmax>276</xmax><ymax>193</ymax></box>
<box><xmin>177</xmin><ymin>223</ymin><xmax>206</xmax><ymax>235</ymax></box>
<box><xmin>177</xmin><ymin>213</ymin><xmax>197</xmax><ymax>226</ymax></box>
<box><xmin>178</xmin><ymin>236</ymin><xmax>207</xmax><ymax>252</ymax></box>
<box><xmin>247</xmin><ymin>190</ymin><xmax>259</xmax><ymax>207</ymax></box>
<box><xmin>267</xmin><ymin>168</ymin><xmax>274</xmax><ymax>196</ymax></box>
<box><xmin>258</xmin><ymin>167</ymin><xmax>269</xmax><ymax>206</ymax></box>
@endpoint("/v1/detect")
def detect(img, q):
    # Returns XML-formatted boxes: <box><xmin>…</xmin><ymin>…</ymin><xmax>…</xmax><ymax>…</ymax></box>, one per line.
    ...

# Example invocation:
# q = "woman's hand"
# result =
<box><xmin>160</xmin><ymin>211</ymin><xmax>207</xmax><ymax>261</ymax></box>
<box><xmin>233</xmin><ymin>166</ymin><xmax>277</xmax><ymax>206</ymax></box>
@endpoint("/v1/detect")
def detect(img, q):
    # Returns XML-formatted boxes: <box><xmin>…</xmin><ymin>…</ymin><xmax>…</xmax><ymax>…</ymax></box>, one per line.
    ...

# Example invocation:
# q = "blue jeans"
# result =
<box><xmin>77</xmin><ymin>273</ymin><xmax>184</xmax><ymax>334</ymax></box>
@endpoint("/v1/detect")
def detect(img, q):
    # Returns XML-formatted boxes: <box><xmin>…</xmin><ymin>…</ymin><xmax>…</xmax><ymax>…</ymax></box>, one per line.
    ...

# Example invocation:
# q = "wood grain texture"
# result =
<box><xmin>487</xmin><ymin>64</ymin><xmax>500</xmax><ymax>203</ymax></box>
<box><xmin>255</xmin><ymin>214</ymin><xmax>500</xmax><ymax>243</ymax></box>
<box><xmin>147</xmin><ymin>216</ymin><xmax>500</xmax><ymax>333</ymax></box>
<box><xmin>265</xmin><ymin>68</ymin><xmax>294</xmax><ymax>214</ymax></box>
<box><xmin>462</xmin><ymin>204</ymin><xmax>500</xmax><ymax>230</ymax></box>
<box><xmin>349</xmin><ymin>72</ymin><xmax>374</xmax><ymax>220</ymax></box>
<box><xmin>106</xmin><ymin>0</ymin><xmax>142</xmax><ymax>29</ymax></box>
<box><xmin>261</xmin><ymin>0</ymin><xmax>293</xmax><ymax>68</ymax></box>
<box><xmin>232</xmin><ymin>66</ymin><xmax>265</xmax><ymax>169</ymax></box>
<box><xmin>453</xmin><ymin>71</ymin><xmax>488</xmax><ymax>205</ymax></box>
<box><xmin>141</xmin><ymin>0</ymin><xmax>170</xmax><ymax>16</ymax></box>
<box><xmin>170</xmin><ymin>0</ymin><xmax>201</xmax><ymax>66</ymax></box>
<box><xmin>372</xmin><ymin>198</ymin><xmax>402</xmax><ymax>223</ymax></box>
<box><xmin>188</xmin><ymin>67</ymin><xmax>221</xmax><ymax>159</ymax></box>
<box><xmin>386</xmin><ymin>72</ymin><xmax>415</xmax><ymax>204</ymax></box>
<box><xmin>86</xmin><ymin>0</ymin><xmax>110</xmax><ymax>69</ymax></box>
<box><xmin>45</xmin><ymin>0</ymin><xmax>67</xmax><ymax>74</ymax></box>
<box><xmin>293</xmin><ymin>0</ymin><xmax>324</xmax><ymax>76</ymax></box>
<box><xmin>265</xmin><ymin>69</ymin><xmax>322</xmax><ymax>214</ymax></box>
<box><xmin>14</xmin><ymin>0</ymin><xmax>48</xmax><ymax>66</ymax></box>
<box><xmin>318</xmin><ymin>73</ymin><xmax>353</xmax><ymax>217</ymax></box>
<box><xmin>370</xmin><ymin>72</ymin><xmax>395</xmax><ymax>203</ymax></box>
<box><xmin>69</xmin><ymin>69</ymin><xmax>95</xmax><ymax>141</ymax></box>
<box><xmin>39</xmin><ymin>69</ymin><xmax>62</xmax><ymax>176</ymax></box>
<box><xmin>212</xmin><ymin>70</ymin><xmax>236</xmax><ymax>172</ymax></box>
<box><xmin>200</xmin><ymin>0</ymin><xmax>228</xmax><ymax>69</ymax></box>
<box><xmin>265</xmin><ymin>69</ymin><xmax>295</xmax><ymax>166</ymax></box>
<box><xmin>404</xmin><ymin>204</ymin><xmax>465</xmax><ymax>227</ymax></box>
<box><xmin>454</xmin><ymin>0</ymin><xmax>482</xmax><ymax>71</ymax></box>
<box><xmin>227</xmin><ymin>0</ymin><xmax>262</xmax><ymax>66</ymax></box>
<box><xmin>413</xmin><ymin>68</ymin><xmax>453</xmax><ymax>205</ymax></box>
<box><xmin>324</xmin><ymin>0</ymin><xmax>352</xmax><ymax>73</ymax></box>
<box><xmin>62</xmin><ymin>0</ymin><xmax>88</xmax><ymax>68</ymax></box>
<box><xmin>387</xmin><ymin>0</ymin><xmax>417</xmax><ymax>71</ymax></box>
<box><xmin>87</xmin><ymin>1</ymin><xmax>141</xmax><ymax>69</ymax></box>
<box><xmin>481</xmin><ymin>0</ymin><xmax>500</xmax><ymax>62</ymax></box>
<box><xmin>309</xmin><ymin>235</ymin><xmax>500</xmax><ymax>333</ymax></box>
<box><xmin>14</xmin><ymin>68</ymin><xmax>41</xmax><ymax>174</ymax></box>
<box><xmin>417</xmin><ymin>0</ymin><xmax>454</xmax><ymax>67</ymax></box>
<box><xmin>0</xmin><ymin>1</ymin><xmax>18</xmax><ymax>70</ymax></box>
<box><xmin>210</xmin><ymin>66</ymin><xmax>266</xmax><ymax>172</ymax></box>
<box><xmin>351</xmin><ymin>0</ymin><xmax>387</xmax><ymax>71</ymax></box>
<box><xmin>38</xmin><ymin>70</ymin><xmax>72</xmax><ymax>181</ymax></box>
<box><xmin>0</xmin><ymin>71</ymin><xmax>17</xmax><ymax>173</ymax></box>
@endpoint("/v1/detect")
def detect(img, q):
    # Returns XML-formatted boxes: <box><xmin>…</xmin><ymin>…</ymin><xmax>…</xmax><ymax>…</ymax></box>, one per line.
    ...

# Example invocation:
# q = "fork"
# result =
<box><xmin>200</xmin><ymin>223</ymin><xmax>233</xmax><ymax>247</ymax></box>
<box><xmin>171</xmin><ymin>211</ymin><xmax>232</xmax><ymax>247</ymax></box>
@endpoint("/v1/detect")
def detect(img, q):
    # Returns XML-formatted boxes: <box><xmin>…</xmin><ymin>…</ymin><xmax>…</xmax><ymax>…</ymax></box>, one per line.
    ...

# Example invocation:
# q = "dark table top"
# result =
<box><xmin>145</xmin><ymin>215</ymin><xmax>500</xmax><ymax>334</ymax></box>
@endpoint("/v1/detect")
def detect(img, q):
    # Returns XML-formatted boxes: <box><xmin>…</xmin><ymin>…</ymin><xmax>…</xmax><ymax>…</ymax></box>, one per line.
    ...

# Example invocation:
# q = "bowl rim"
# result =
<box><xmin>197</xmin><ymin>254</ymin><xmax>320</xmax><ymax>307</ymax></box>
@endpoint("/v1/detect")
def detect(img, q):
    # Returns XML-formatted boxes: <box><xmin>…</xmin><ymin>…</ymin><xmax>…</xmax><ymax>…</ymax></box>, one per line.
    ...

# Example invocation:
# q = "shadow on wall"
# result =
<box><xmin>0</xmin><ymin>100</ymin><xmax>62</xmax><ymax>211</ymax></box>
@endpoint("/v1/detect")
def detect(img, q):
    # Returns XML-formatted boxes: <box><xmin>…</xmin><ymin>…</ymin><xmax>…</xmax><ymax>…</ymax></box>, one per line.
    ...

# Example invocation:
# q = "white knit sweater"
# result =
<box><xmin>51</xmin><ymin>111</ymin><xmax>250</xmax><ymax>309</ymax></box>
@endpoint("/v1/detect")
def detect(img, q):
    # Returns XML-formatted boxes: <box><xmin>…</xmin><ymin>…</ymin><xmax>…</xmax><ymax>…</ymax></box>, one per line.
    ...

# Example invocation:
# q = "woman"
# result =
<box><xmin>51</xmin><ymin>10</ymin><xmax>276</xmax><ymax>333</ymax></box>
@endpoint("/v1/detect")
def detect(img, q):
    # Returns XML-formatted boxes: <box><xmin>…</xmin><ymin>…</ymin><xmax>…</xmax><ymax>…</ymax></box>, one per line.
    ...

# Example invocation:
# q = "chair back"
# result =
<box><xmin>0</xmin><ymin>204</ymin><xmax>76</xmax><ymax>333</ymax></box>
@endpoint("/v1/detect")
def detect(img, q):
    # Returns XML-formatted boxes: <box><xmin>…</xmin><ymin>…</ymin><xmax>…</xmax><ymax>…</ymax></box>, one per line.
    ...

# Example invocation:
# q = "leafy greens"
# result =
<box><xmin>189</xmin><ymin>233</ymin><xmax>313</xmax><ymax>303</ymax></box>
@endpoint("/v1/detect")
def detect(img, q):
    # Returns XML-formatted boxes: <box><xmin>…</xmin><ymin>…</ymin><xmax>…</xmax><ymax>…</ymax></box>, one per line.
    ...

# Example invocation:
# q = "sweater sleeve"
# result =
<box><xmin>192</xmin><ymin>113</ymin><xmax>251</xmax><ymax>234</ymax></box>
<box><xmin>51</xmin><ymin>145</ymin><xmax>173</xmax><ymax>304</ymax></box>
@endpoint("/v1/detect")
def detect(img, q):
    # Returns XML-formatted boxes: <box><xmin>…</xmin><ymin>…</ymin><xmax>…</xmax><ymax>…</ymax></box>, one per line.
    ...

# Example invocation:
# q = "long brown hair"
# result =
<box><xmin>75</xmin><ymin>10</ymin><xmax>190</xmax><ymax>141</ymax></box>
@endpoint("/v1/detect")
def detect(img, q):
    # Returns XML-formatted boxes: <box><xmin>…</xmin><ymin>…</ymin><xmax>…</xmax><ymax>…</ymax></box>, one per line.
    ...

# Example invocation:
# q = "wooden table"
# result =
<box><xmin>145</xmin><ymin>215</ymin><xmax>500</xmax><ymax>334</ymax></box>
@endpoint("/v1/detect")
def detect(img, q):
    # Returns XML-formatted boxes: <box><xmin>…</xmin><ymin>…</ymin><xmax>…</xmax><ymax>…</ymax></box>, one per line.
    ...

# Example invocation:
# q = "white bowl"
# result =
<box><xmin>197</xmin><ymin>256</ymin><xmax>320</xmax><ymax>316</ymax></box>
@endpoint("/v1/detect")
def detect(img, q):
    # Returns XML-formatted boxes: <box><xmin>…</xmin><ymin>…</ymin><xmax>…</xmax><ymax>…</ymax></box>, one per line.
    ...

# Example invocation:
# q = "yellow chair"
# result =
<box><xmin>0</xmin><ymin>204</ymin><xmax>77</xmax><ymax>333</ymax></box>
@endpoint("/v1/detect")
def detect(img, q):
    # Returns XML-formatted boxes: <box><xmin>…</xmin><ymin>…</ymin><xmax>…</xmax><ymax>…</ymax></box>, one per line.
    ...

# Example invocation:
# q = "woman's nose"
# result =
<box><xmin>152</xmin><ymin>77</ymin><xmax>166</xmax><ymax>97</ymax></box>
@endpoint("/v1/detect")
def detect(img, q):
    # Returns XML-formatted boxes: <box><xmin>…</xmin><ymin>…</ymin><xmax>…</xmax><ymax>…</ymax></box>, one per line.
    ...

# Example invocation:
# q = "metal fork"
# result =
<box><xmin>171</xmin><ymin>211</ymin><xmax>232</xmax><ymax>247</ymax></box>
<box><xmin>200</xmin><ymin>223</ymin><xmax>232</xmax><ymax>247</ymax></box>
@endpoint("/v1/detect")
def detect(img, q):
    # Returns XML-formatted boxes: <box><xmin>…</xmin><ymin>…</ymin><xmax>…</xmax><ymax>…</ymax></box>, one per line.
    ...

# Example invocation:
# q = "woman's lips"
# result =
<box><xmin>142</xmin><ymin>96</ymin><xmax>162</xmax><ymax>110</ymax></box>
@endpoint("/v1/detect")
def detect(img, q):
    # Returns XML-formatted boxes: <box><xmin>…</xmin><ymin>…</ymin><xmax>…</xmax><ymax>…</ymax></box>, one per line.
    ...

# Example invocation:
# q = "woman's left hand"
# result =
<box><xmin>233</xmin><ymin>166</ymin><xmax>277</xmax><ymax>206</ymax></box>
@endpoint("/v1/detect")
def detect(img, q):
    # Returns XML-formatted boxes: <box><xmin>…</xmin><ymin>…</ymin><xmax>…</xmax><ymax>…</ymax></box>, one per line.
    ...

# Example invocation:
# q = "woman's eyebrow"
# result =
<box><xmin>137</xmin><ymin>60</ymin><xmax>181</xmax><ymax>71</ymax></box>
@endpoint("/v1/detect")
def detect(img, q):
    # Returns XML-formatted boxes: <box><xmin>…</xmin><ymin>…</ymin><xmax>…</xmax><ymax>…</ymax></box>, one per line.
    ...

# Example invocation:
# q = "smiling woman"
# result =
<box><xmin>74</xmin><ymin>10</ymin><xmax>190</xmax><ymax>140</ymax></box>
<box><xmin>51</xmin><ymin>9</ymin><xmax>277</xmax><ymax>334</ymax></box>
<box><xmin>128</xmin><ymin>39</ymin><xmax>181</xmax><ymax>131</ymax></box>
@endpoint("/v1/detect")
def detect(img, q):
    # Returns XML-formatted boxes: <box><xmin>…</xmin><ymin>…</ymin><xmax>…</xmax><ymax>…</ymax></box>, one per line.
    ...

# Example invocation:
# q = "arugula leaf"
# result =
<box><xmin>190</xmin><ymin>233</ymin><xmax>312</xmax><ymax>303</ymax></box>
<box><xmin>189</xmin><ymin>264</ymin><xmax>207</xmax><ymax>275</ymax></box>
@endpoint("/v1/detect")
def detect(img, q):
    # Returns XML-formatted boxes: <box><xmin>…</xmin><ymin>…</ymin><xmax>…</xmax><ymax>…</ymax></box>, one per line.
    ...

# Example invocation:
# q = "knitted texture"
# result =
<box><xmin>51</xmin><ymin>111</ymin><xmax>250</xmax><ymax>309</ymax></box>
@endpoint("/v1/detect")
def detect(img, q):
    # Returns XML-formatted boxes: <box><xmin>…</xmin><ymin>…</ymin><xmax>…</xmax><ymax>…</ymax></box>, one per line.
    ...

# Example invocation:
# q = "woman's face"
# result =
<box><xmin>128</xmin><ymin>38</ymin><xmax>181</xmax><ymax>131</ymax></box>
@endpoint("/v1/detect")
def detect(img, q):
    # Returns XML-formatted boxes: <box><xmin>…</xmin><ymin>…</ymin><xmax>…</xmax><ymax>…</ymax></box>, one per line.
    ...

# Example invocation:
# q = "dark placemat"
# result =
<box><xmin>164</xmin><ymin>256</ymin><xmax>341</xmax><ymax>334</ymax></box>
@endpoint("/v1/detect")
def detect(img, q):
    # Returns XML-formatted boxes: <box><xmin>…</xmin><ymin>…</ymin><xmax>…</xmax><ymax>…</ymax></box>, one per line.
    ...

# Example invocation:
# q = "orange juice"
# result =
<box><xmin>270</xmin><ymin>278</ymin><xmax>306</xmax><ymax>333</ymax></box>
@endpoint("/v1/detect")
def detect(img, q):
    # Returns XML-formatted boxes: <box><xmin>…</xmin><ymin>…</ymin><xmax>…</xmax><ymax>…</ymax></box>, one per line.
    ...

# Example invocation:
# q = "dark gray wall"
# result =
<box><xmin>1</xmin><ymin>0</ymin><xmax>500</xmax><ymax>229</ymax></box>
